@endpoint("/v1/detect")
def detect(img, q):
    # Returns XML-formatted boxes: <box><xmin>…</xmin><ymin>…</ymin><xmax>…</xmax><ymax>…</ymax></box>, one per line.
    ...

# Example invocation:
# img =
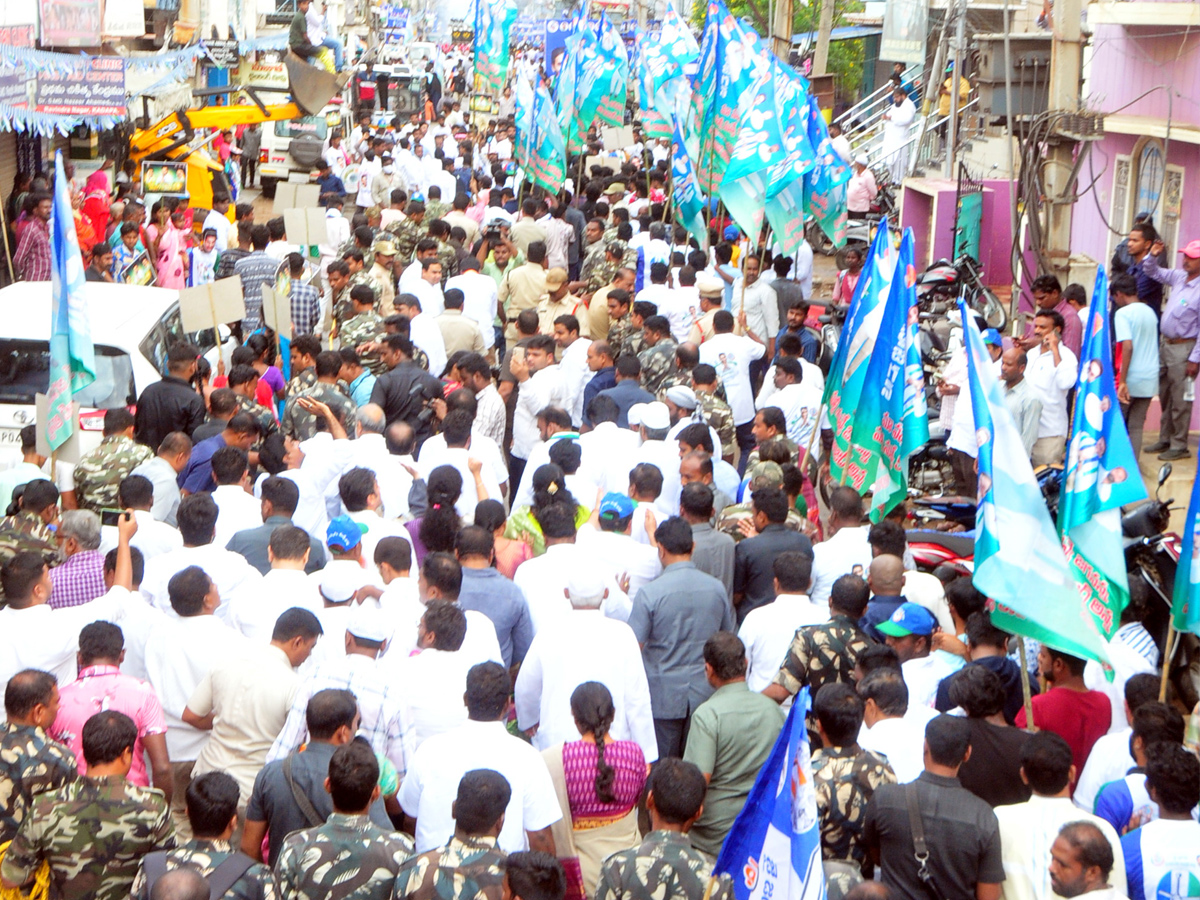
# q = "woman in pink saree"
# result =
<box><xmin>542</xmin><ymin>682</ymin><xmax>646</xmax><ymax>900</ymax></box>
<box><xmin>145</xmin><ymin>200</ymin><xmax>186</xmax><ymax>288</ymax></box>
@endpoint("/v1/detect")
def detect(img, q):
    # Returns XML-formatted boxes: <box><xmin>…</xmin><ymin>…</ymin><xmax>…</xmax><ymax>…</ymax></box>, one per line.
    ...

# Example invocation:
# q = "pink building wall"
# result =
<box><xmin>1071</xmin><ymin>24</ymin><xmax>1200</xmax><ymax>263</ymax></box>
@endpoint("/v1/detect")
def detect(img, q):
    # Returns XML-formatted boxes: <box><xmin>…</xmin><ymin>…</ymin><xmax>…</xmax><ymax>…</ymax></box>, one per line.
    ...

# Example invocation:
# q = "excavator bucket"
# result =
<box><xmin>285</xmin><ymin>51</ymin><xmax>352</xmax><ymax>115</ymax></box>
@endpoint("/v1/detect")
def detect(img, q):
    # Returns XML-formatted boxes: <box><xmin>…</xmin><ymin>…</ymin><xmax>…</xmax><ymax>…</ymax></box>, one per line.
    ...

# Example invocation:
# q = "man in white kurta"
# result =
<box><xmin>514</xmin><ymin>571</ymin><xmax>658</xmax><ymax>762</ymax></box>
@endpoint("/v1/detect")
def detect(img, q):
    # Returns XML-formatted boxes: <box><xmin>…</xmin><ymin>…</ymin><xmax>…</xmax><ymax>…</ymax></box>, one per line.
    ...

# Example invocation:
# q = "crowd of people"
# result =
<box><xmin>0</xmin><ymin>42</ymin><xmax>1198</xmax><ymax>900</ymax></box>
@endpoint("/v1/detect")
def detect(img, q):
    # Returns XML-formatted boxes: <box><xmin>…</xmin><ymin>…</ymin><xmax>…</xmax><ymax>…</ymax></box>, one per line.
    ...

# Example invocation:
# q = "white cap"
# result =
<box><xmin>319</xmin><ymin>565</ymin><xmax>359</xmax><ymax>603</ymax></box>
<box><xmin>629</xmin><ymin>401</ymin><xmax>670</xmax><ymax>431</ymax></box>
<box><xmin>566</xmin><ymin>570</ymin><xmax>607</xmax><ymax>606</ymax></box>
<box><xmin>347</xmin><ymin>606</ymin><xmax>392</xmax><ymax>644</ymax></box>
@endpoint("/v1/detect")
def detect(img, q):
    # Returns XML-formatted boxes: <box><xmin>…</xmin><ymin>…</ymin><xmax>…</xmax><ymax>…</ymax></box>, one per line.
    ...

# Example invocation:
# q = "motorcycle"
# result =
<box><xmin>917</xmin><ymin>255</ymin><xmax>1009</xmax><ymax>333</ymax></box>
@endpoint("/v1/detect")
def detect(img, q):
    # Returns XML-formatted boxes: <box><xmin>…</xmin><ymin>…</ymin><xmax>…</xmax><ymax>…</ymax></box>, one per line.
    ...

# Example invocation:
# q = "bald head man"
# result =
<box><xmin>151</xmin><ymin>868</ymin><xmax>209</xmax><ymax>900</ymax></box>
<box><xmin>862</xmin><ymin>554</ymin><xmax>908</xmax><ymax>643</ymax></box>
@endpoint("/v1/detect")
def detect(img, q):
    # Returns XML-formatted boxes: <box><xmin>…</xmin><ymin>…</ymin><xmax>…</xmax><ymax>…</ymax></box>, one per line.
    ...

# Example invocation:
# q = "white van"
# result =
<box><xmin>0</xmin><ymin>282</ymin><xmax>230</xmax><ymax>469</ymax></box>
<box><xmin>258</xmin><ymin>103</ymin><xmax>345</xmax><ymax>199</ymax></box>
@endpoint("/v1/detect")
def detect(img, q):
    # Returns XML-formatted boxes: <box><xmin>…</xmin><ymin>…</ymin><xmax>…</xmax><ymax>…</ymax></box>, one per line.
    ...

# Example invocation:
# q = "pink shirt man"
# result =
<box><xmin>50</xmin><ymin>665</ymin><xmax>168</xmax><ymax>786</ymax></box>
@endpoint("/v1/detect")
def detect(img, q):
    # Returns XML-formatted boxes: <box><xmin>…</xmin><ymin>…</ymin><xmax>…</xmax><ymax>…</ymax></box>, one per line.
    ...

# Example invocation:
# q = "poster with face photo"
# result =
<box><xmin>121</xmin><ymin>252</ymin><xmax>156</xmax><ymax>286</ymax></box>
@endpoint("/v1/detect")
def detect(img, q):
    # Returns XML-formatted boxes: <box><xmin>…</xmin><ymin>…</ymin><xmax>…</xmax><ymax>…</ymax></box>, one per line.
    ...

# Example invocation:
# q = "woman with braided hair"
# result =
<box><xmin>541</xmin><ymin>682</ymin><xmax>647</xmax><ymax>899</ymax></box>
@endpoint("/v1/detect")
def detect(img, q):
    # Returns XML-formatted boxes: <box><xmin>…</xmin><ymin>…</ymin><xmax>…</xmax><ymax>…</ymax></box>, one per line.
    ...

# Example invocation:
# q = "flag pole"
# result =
<box><xmin>1017</xmin><ymin>636</ymin><xmax>1035</xmax><ymax>732</ymax></box>
<box><xmin>1159</xmin><ymin>622</ymin><xmax>1175</xmax><ymax>703</ymax></box>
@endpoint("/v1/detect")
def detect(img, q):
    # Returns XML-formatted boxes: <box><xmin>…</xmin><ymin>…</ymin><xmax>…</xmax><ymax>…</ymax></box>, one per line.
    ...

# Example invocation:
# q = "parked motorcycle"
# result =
<box><xmin>916</xmin><ymin>255</ymin><xmax>1009</xmax><ymax>333</ymax></box>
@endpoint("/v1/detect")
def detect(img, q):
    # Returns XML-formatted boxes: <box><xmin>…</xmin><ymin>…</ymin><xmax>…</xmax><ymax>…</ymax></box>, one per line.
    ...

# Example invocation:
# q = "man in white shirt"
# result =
<box><xmin>459</xmin><ymin>355</ymin><xmax>507</xmax><ymax>448</ymax></box>
<box><xmin>730</xmin><ymin>255</ymin><xmax>780</xmax><ymax>359</ymax></box>
<box><xmin>335</xmin><ymin>467</ymin><xmax>414</xmax><ymax>579</ymax></box>
<box><xmin>398</xmin><ymin>661</ymin><xmax>562</xmax><ymax>854</ymax></box>
<box><xmin>699</xmin><ymin>310</ymin><xmax>767</xmax><ymax>464</ymax></box>
<box><xmin>269</xmin><ymin>605</ymin><xmax>416</xmax><ymax>776</ymax></box>
<box><xmin>639</xmin><ymin>262</ymin><xmax>690</xmax><ymax>343</ymax></box>
<box><xmin>97</xmin><ymin>475</ymin><xmax>181</xmax><ymax>559</ymax></box>
<box><xmin>130</xmin><ymin>432</ymin><xmax>192</xmax><ymax>527</ymax></box>
<box><xmin>878</xmin><ymin>602</ymin><xmax>963</xmax><ymax>712</ymax></box>
<box><xmin>418</xmin><ymin>411</ymin><xmax>500</xmax><ymax>517</ymax></box>
<box><xmin>0</xmin><ymin>514</ymin><xmax>146</xmax><ymax>705</ymax></box>
<box><xmin>143</xmin><ymin>564</ymin><xmax>250</xmax><ymax>838</ymax></box>
<box><xmin>341</xmin><ymin>404</ymin><xmax>414</xmax><ymax>521</ymax></box>
<box><xmin>996</xmin><ymin>732</ymin><xmax>1127</xmax><ymax>900</ymax></box>
<box><xmin>226</xmin><ymin>526</ymin><xmax>325</xmax><ymax>642</ymax></box>
<box><xmin>509</xmin><ymin>335</ymin><xmax>567</xmax><ymax>471</ymax></box>
<box><xmin>515</xmin><ymin>569</ymin><xmax>657</xmax><ymax>761</ymax></box>
<box><xmin>1073</xmin><ymin>672</ymin><xmax>1159</xmax><ymax>813</ymax></box>
<box><xmin>576</xmin><ymin>494</ymin><xmax>663</xmax><ymax>597</ymax></box>
<box><xmin>855</xmin><ymin>667</ymin><xmax>933</xmax><ymax>784</ymax></box>
<box><xmin>512</xmin><ymin>503</ymin><xmax>631</xmax><ymax>633</ymax></box>
<box><xmin>1024</xmin><ymin>309</ymin><xmax>1080</xmax><ymax>467</ymax></box>
<box><xmin>140</xmin><ymin>493</ymin><xmax>261</xmax><ymax>614</ymax></box>
<box><xmin>553</xmin><ymin>317</ymin><xmax>592</xmax><ymax>427</ymax></box>
<box><xmin>395</xmin><ymin>294</ymin><xmax>447</xmax><ymax>379</ymax></box>
<box><xmin>209</xmin><ymin>447</ymin><xmax>263</xmax><ymax>550</ymax></box>
<box><xmin>762</xmin><ymin>358</ymin><xmax>822</xmax><ymax>455</ymax></box>
<box><xmin>808</xmin><ymin>486</ymin><xmax>873</xmax><ymax>605</ymax></box>
<box><xmin>444</xmin><ymin>259</ymin><xmax>498</xmax><ymax>354</ymax></box>
<box><xmin>417</xmin><ymin>390</ymin><xmax>509</xmax><ymax>502</ymax></box>
<box><xmin>738</xmin><ymin>551</ymin><xmax>828</xmax><ymax>692</ymax></box>
<box><xmin>202</xmin><ymin>196</ymin><xmax>232</xmax><ymax>252</ymax></box>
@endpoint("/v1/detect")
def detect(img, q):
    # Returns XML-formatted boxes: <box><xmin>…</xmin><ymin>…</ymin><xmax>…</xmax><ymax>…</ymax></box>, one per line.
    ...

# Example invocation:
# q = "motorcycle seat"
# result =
<box><xmin>906</xmin><ymin>530</ymin><xmax>976</xmax><ymax>557</ymax></box>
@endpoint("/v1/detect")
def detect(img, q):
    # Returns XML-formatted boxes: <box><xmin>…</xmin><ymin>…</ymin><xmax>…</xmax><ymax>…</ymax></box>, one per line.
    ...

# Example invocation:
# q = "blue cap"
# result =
<box><xmin>598</xmin><ymin>492</ymin><xmax>635</xmax><ymax>522</ymax></box>
<box><xmin>723</xmin><ymin>224</ymin><xmax>741</xmax><ymax>241</ymax></box>
<box><xmin>982</xmin><ymin>328</ymin><xmax>1003</xmax><ymax>347</ymax></box>
<box><xmin>326</xmin><ymin>515</ymin><xmax>368</xmax><ymax>550</ymax></box>
<box><xmin>877</xmin><ymin>602</ymin><xmax>936</xmax><ymax>637</ymax></box>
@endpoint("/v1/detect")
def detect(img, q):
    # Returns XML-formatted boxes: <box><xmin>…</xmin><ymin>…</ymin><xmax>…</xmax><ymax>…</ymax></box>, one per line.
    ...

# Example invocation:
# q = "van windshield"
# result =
<box><xmin>274</xmin><ymin>117</ymin><xmax>328</xmax><ymax>140</ymax></box>
<box><xmin>0</xmin><ymin>341</ymin><xmax>136</xmax><ymax>408</ymax></box>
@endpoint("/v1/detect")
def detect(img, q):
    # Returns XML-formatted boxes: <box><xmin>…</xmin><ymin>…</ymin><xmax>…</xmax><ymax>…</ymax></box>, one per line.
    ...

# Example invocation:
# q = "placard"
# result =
<box><xmin>601</xmin><ymin>125</ymin><xmax>635</xmax><ymax>151</ymax></box>
<box><xmin>102</xmin><ymin>0</ymin><xmax>144</xmax><ymax>37</ymax></box>
<box><xmin>34</xmin><ymin>395</ymin><xmax>80</xmax><ymax>464</ymax></box>
<box><xmin>120</xmin><ymin>252</ymin><xmax>156</xmax><ymax>286</ymax></box>
<box><xmin>35</xmin><ymin>58</ymin><xmax>125</xmax><ymax>116</ymax></box>
<box><xmin>141</xmin><ymin>161</ymin><xmax>189</xmax><ymax>197</ymax></box>
<box><xmin>179</xmin><ymin>277</ymin><xmax>246</xmax><ymax>334</ymax></box>
<box><xmin>260</xmin><ymin>284</ymin><xmax>292</xmax><ymax>341</ymax></box>
<box><xmin>283</xmin><ymin>208</ymin><xmax>330</xmax><ymax>247</ymax></box>
<box><xmin>274</xmin><ymin>182</ymin><xmax>321</xmax><ymax>211</ymax></box>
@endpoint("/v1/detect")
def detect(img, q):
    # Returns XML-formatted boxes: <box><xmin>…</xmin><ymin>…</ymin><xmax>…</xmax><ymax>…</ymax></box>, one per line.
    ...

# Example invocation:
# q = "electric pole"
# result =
<box><xmin>1043</xmin><ymin>0</ymin><xmax>1083</xmax><ymax>283</ymax></box>
<box><xmin>771</xmin><ymin>0</ymin><xmax>793</xmax><ymax>62</ymax></box>
<box><xmin>812</xmin><ymin>0</ymin><xmax>834</xmax><ymax>75</ymax></box>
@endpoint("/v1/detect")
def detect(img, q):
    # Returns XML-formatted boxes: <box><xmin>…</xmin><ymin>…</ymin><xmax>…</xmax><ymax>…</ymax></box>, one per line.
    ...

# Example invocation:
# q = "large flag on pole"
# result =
<box><xmin>671</xmin><ymin>119</ymin><xmax>707</xmax><ymax>243</ymax></box>
<box><xmin>847</xmin><ymin>228</ymin><xmax>927</xmax><ymax>521</ymax></box>
<box><xmin>1059</xmin><ymin>266</ymin><xmax>1147</xmax><ymax>638</ymax></box>
<box><xmin>714</xmin><ymin>690</ymin><xmax>824</xmax><ymax>900</ymax></box>
<box><xmin>960</xmin><ymin>300</ymin><xmax>1114</xmax><ymax>671</ymax></box>
<box><xmin>823</xmin><ymin>224</ymin><xmax>897</xmax><ymax>487</ymax></box>
<box><xmin>1173</xmin><ymin>469</ymin><xmax>1200</xmax><ymax>636</ymax></box>
<box><xmin>690</xmin><ymin>0</ymin><xmax>770</xmax><ymax>191</ymax></box>
<box><xmin>594</xmin><ymin>14</ymin><xmax>629</xmax><ymax>128</ymax></box>
<box><xmin>474</xmin><ymin>0</ymin><xmax>517</xmax><ymax>96</ymax></box>
<box><xmin>46</xmin><ymin>150</ymin><xmax>95</xmax><ymax>452</ymax></box>
<box><xmin>525</xmin><ymin>80</ymin><xmax>567</xmax><ymax>195</ymax></box>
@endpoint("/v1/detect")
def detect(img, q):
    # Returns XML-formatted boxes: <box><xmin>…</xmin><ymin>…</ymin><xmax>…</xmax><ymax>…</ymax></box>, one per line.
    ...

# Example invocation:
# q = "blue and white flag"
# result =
<box><xmin>960</xmin><ymin>300</ymin><xmax>1113</xmax><ymax>670</ymax></box>
<box><xmin>1060</xmin><ymin>266</ymin><xmax>1147</xmax><ymax>638</ymax></box>
<box><xmin>1174</xmin><ymin>466</ymin><xmax>1200</xmax><ymax>636</ymax></box>
<box><xmin>715</xmin><ymin>690</ymin><xmax>824</xmax><ymax>900</ymax></box>
<box><xmin>46</xmin><ymin>149</ymin><xmax>95</xmax><ymax>452</ymax></box>
<box><xmin>671</xmin><ymin>119</ymin><xmax>707</xmax><ymax>244</ymax></box>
